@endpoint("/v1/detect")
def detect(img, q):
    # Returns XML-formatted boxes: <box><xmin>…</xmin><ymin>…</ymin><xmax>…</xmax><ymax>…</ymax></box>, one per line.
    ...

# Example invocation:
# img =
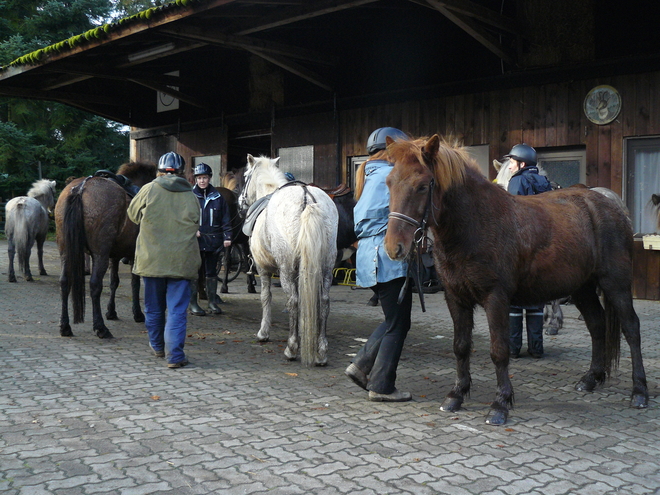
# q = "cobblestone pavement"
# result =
<box><xmin>0</xmin><ymin>240</ymin><xmax>659</xmax><ymax>495</ymax></box>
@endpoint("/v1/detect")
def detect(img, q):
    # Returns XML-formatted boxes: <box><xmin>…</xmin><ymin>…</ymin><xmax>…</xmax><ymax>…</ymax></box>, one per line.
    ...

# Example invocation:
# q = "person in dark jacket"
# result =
<box><xmin>190</xmin><ymin>163</ymin><xmax>232</xmax><ymax>316</ymax></box>
<box><xmin>505</xmin><ymin>144</ymin><xmax>551</xmax><ymax>359</ymax></box>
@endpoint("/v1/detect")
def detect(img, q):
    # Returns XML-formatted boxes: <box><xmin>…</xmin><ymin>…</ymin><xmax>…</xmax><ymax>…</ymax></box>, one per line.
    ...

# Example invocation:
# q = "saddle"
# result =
<box><xmin>93</xmin><ymin>170</ymin><xmax>140</xmax><ymax>197</ymax></box>
<box><xmin>309</xmin><ymin>183</ymin><xmax>352</xmax><ymax>198</ymax></box>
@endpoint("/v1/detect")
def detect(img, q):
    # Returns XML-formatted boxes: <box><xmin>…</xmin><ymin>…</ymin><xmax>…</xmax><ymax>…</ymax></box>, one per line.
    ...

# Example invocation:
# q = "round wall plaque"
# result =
<box><xmin>583</xmin><ymin>85</ymin><xmax>621</xmax><ymax>125</ymax></box>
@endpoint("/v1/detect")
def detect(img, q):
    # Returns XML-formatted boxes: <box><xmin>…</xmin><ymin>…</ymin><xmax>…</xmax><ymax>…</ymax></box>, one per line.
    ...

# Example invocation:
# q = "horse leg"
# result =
<box><xmin>221</xmin><ymin>245</ymin><xmax>230</xmax><ymax>293</ymax></box>
<box><xmin>36</xmin><ymin>234</ymin><xmax>48</xmax><ymax>276</ymax></box>
<box><xmin>90</xmin><ymin>255</ymin><xmax>113</xmax><ymax>338</ymax></box>
<box><xmin>246</xmin><ymin>248</ymin><xmax>257</xmax><ymax>294</ymax></box>
<box><xmin>315</xmin><ymin>270</ymin><xmax>333</xmax><ymax>366</ymax></box>
<box><xmin>280</xmin><ymin>272</ymin><xmax>299</xmax><ymax>361</ymax></box>
<box><xmin>598</xmin><ymin>282</ymin><xmax>649</xmax><ymax>409</ymax></box>
<box><xmin>59</xmin><ymin>260</ymin><xmax>73</xmax><ymax>337</ymax></box>
<box><xmin>7</xmin><ymin>236</ymin><xmax>17</xmax><ymax>282</ymax></box>
<box><xmin>256</xmin><ymin>267</ymin><xmax>273</xmax><ymax>342</ymax></box>
<box><xmin>132</xmin><ymin>273</ymin><xmax>145</xmax><ymax>322</ymax></box>
<box><xmin>440</xmin><ymin>293</ymin><xmax>475</xmax><ymax>415</ymax></box>
<box><xmin>105</xmin><ymin>259</ymin><xmax>119</xmax><ymax>320</ymax></box>
<box><xmin>571</xmin><ymin>284</ymin><xmax>608</xmax><ymax>392</ymax></box>
<box><xmin>483</xmin><ymin>297</ymin><xmax>515</xmax><ymax>425</ymax></box>
<box><xmin>544</xmin><ymin>299</ymin><xmax>563</xmax><ymax>335</ymax></box>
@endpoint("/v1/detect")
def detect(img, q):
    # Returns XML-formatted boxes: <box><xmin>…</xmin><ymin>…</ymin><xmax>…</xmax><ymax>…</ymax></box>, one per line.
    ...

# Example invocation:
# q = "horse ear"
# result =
<box><xmin>422</xmin><ymin>134</ymin><xmax>440</xmax><ymax>161</ymax></box>
<box><xmin>385</xmin><ymin>136</ymin><xmax>395</xmax><ymax>146</ymax></box>
<box><xmin>273</xmin><ymin>157</ymin><xmax>281</xmax><ymax>167</ymax></box>
<box><xmin>247</xmin><ymin>154</ymin><xmax>255</xmax><ymax>167</ymax></box>
<box><xmin>493</xmin><ymin>159</ymin><xmax>502</xmax><ymax>172</ymax></box>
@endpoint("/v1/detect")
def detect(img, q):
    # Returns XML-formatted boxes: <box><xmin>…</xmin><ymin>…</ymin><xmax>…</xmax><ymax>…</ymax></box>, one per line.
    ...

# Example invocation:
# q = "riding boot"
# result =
<box><xmin>206</xmin><ymin>277</ymin><xmax>223</xmax><ymax>314</ymax></box>
<box><xmin>509</xmin><ymin>307</ymin><xmax>523</xmax><ymax>358</ymax></box>
<box><xmin>526</xmin><ymin>307</ymin><xmax>545</xmax><ymax>358</ymax></box>
<box><xmin>189</xmin><ymin>279</ymin><xmax>206</xmax><ymax>316</ymax></box>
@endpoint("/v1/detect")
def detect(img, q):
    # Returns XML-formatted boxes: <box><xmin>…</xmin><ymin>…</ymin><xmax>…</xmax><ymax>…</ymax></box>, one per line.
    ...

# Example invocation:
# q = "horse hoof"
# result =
<box><xmin>134</xmin><ymin>313</ymin><xmax>145</xmax><ymax>323</ymax></box>
<box><xmin>440</xmin><ymin>397</ymin><xmax>463</xmax><ymax>412</ymax></box>
<box><xmin>40</xmin><ymin>270</ymin><xmax>48</xmax><ymax>276</ymax></box>
<box><xmin>315</xmin><ymin>358</ymin><xmax>328</xmax><ymax>367</ymax></box>
<box><xmin>96</xmin><ymin>328</ymin><xmax>114</xmax><ymax>339</ymax></box>
<box><xmin>485</xmin><ymin>409</ymin><xmax>508</xmax><ymax>426</ymax></box>
<box><xmin>60</xmin><ymin>327</ymin><xmax>74</xmax><ymax>337</ymax></box>
<box><xmin>221</xmin><ymin>286</ymin><xmax>228</xmax><ymax>294</ymax></box>
<box><xmin>575</xmin><ymin>378</ymin><xmax>596</xmax><ymax>392</ymax></box>
<box><xmin>248</xmin><ymin>286</ymin><xmax>257</xmax><ymax>294</ymax></box>
<box><xmin>284</xmin><ymin>347</ymin><xmax>297</xmax><ymax>361</ymax></box>
<box><xmin>106</xmin><ymin>311</ymin><xmax>118</xmax><ymax>321</ymax></box>
<box><xmin>25</xmin><ymin>276</ymin><xmax>33</xmax><ymax>282</ymax></box>
<box><xmin>631</xmin><ymin>394</ymin><xmax>649</xmax><ymax>409</ymax></box>
<box><xmin>8</xmin><ymin>276</ymin><xmax>16</xmax><ymax>283</ymax></box>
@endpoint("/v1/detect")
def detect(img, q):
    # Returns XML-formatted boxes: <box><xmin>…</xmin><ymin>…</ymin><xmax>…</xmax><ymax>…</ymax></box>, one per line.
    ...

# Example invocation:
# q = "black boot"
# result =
<box><xmin>206</xmin><ymin>277</ymin><xmax>223</xmax><ymax>314</ymax></box>
<box><xmin>526</xmin><ymin>307</ymin><xmax>544</xmax><ymax>358</ymax></box>
<box><xmin>509</xmin><ymin>307</ymin><xmax>523</xmax><ymax>358</ymax></box>
<box><xmin>189</xmin><ymin>279</ymin><xmax>206</xmax><ymax>316</ymax></box>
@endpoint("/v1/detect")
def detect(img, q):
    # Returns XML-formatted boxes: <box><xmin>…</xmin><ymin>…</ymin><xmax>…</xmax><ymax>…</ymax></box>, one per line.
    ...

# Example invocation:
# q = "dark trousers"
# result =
<box><xmin>199</xmin><ymin>249</ymin><xmax>221</xmax><ymax>279</ymax></box>
<box><xmin>509</xmin><ymin>305</ymin><xmax>544</xmax><ymax>356</ymax></box>
<box><xmin>353</xmin><ymin>277</ymin><xmax>413</xmax><ymax>394</ymax></box>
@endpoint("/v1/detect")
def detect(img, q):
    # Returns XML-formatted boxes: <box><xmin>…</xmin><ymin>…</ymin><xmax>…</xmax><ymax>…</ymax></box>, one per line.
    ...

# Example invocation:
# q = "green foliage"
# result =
<box><xmin>0</xmin><ymin>0</ymin><xmax>133</xmax><ymax>200</ymax></box>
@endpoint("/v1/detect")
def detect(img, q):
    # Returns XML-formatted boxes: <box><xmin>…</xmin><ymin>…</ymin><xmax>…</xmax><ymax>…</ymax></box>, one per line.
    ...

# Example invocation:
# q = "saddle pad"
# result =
<box><xmin>242</xmin><ymin>194</ymin><xmax>272</xmax><ymax>236</ymax></box>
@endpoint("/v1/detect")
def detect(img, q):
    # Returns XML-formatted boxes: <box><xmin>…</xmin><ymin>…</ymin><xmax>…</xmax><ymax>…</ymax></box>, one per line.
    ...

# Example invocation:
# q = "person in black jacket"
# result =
<box><xmin>505</xmin><ymin>144</ymin><xmax>551</xmax><ymax>358</ymax></box>
<box><xmin>190</xmin><ymin>163</ymin><xmax>232</xmax><ymax>316</ymax></box>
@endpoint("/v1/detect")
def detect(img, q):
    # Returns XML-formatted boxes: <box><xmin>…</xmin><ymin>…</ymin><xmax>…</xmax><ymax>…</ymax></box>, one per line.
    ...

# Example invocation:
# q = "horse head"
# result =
<box><xmin>384</xmin><ymin>134</ymin><xmax>468</xmax><ymax>261</ymax></box>
<box><xmin>239</xmin><ymin>154</ymin><xmax>283</xmax><ymax>212</ymax></box>
<box><xmin>28</xmin><ymin>179</ymin><xmax>57</xmax><ymax>212</ymax></box>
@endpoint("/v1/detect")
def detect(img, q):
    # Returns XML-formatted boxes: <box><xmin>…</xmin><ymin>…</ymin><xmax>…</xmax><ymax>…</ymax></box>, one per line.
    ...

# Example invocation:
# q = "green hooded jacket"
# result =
<box><xmin>128</xmin><ymin>174</ymin><xmax>201</xmax><ymax>279</ymax></box>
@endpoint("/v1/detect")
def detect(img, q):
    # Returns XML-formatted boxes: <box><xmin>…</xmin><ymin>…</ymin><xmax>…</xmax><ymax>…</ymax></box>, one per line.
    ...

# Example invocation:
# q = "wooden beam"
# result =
<box><xmin>409</xmin><ymin>0</ymin><xmax>518</xmax><ymax>35</ymax></box>
<box><xmin>159</xmin><ymin>24</ymin><xmax>336</xmax><ymax>65</ymax></box>
<box><xmin>424</xmin><ymin>0</ymin><xmax>516</xmax><ymax>65</ymax></box>
<box><xmin>244</xmin><ymin>48</ymin><xmax>333</xmax><ymax>92</ymax></box>
<box><xmin>234</xmin><ymin>0</ymin><xmax>380</xmax><ymax>35</ymax></box>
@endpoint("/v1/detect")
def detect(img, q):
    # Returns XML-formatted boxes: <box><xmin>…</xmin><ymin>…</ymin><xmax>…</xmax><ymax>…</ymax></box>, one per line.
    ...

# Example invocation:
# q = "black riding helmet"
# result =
<box><xmin>367</xmin><ymin>127</ymin><xmax>408</xmax><ymax>155</ymax></box>
<box><xmin>505</xmin><ymin>144</ymin><xmax>537</xmax><ymax>166</ymax></box>
<box><xmin>193</xmin><ymin>163</ymin><xmax>213</xmax><ymax>177</ymax></box>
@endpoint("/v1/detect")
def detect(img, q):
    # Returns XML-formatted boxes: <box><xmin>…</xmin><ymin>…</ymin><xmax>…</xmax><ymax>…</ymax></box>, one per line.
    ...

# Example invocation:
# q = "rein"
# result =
<box><xmin>387</xmin><ymin>179</ymin><xmax>435</xmax><ymax>312</ymax></box>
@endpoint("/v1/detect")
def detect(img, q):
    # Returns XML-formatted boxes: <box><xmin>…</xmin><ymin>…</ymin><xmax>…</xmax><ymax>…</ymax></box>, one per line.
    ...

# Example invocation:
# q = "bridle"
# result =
<box><xmin>387</xmin><ymin>178</ymin><xmax>435</xmax><ymax>312</ymax></box>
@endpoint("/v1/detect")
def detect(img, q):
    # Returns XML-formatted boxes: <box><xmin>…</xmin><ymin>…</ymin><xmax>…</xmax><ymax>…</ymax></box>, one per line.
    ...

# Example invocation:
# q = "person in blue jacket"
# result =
<box><xmin>190</xmin><ymin>163</ymin><xmax>232</xmax><ymax>316</ymax></box>
<box><xmin>505</xmin><ymin>144</ymin><xmax>551</xmax><ymax>358</ymax></box>
<box><xmin>344</xmin><ymin>127</ymin><xmax>413</xmax><ymax>402</ymax></box>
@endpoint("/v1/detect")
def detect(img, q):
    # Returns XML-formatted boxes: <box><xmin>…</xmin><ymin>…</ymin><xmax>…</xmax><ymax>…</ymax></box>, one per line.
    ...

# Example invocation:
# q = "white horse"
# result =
<box><xmin>239</xmin><ymin>154</ymin><xmax>338</xmax><ymax>366</ymax></box>
<box><xmin>6</xmin><ymin>179</ymin><xmax>57</xmax><ymax>282</ymax></box>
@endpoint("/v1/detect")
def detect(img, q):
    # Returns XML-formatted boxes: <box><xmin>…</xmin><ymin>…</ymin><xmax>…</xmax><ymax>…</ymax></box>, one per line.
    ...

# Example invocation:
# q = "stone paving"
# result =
<box><xmin>0</xmin><ymin>240</ymin><xmax>659</xmax><ymax>494</ymax></box>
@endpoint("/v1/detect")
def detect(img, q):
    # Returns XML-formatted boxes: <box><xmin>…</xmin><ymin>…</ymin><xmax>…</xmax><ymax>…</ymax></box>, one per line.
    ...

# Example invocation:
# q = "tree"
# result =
<box><xmin>0</xmin><ymin>0</ymin><xmax>150</xmax><ymax>200</ymax></box>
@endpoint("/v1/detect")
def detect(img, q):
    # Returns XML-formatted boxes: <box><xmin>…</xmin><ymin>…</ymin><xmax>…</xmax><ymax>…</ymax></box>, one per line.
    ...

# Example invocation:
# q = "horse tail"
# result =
<box><xmin>62</xmin><ymin>188</ymin><xmax>87</xmax><ymax>323</ymax></box>
<box><xmin>604</xmin><ymin>295</ymin><xmax>622</xmax><ymax>375</ymax></box>
<box><xmin>12</xmin><ymin>202</ymin><xmax>31</xmax><ymax>274</ymax></box>
<box><xmin>297</xmin><ymin>202</ymin><xmax>328</xmax><ymax>367</ymax></box>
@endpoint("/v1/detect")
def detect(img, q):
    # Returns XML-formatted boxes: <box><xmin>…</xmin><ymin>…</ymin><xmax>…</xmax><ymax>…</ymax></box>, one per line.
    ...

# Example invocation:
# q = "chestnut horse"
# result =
<box><xmin>55</xmin><ymin>162</ymin><xmax>157</xmax><ymax>338</ymax></box>
<box><xmin>383</xmin><ymin>134</ymin><xmax>648</xmax><ymax>425</ymax></box>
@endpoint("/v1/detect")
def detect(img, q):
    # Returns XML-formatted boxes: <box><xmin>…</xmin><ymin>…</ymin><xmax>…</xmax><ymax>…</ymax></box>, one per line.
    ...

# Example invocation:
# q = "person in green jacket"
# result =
<box><xmin>128</xmin><ymin>152</ymin><xmax>201</xmax><ymax>368</ymax></box>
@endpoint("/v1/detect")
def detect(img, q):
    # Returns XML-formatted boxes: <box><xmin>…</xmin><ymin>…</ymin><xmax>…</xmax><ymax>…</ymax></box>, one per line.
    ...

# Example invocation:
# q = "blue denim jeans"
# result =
<box><xmin>143</xmin><ymin>277</ymin><xmax>190</xmax><ymax>365</ymax></box>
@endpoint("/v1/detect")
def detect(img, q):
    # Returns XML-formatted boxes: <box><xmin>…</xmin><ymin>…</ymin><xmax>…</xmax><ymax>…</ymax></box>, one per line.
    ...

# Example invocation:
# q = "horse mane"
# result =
<box><xmin>388</xmin><ymin>136</ymin><xmax>470</xmax><ymax>192</ymax></box>
<box><xmin>222</xmin><ymin>171</ymin><xmax>238</xmax><ymax>191</ymax></box>
<box><xmin>27</xmin><ymin>179</ymin><xmax>56</xmax><ymax>199</ymax></box>
<box><xmin>116</xmin><ymin>161</ymin><xmax>157</xmax><ymax>179</ymax></box>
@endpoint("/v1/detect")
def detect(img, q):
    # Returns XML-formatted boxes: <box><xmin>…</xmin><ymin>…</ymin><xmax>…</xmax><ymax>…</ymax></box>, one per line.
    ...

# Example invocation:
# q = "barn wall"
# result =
<box><xmin>337</xmin><ymin>69</ymin><xmax>660</xmax><ymax>299</ymax></box>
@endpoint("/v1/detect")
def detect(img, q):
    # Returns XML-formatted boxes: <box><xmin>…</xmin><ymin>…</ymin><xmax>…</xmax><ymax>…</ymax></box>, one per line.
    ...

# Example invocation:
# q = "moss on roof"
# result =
<box><xmin>5</xmin><ymin>0</ymin><xmax>205</xmax><ymax>69</ymax></box>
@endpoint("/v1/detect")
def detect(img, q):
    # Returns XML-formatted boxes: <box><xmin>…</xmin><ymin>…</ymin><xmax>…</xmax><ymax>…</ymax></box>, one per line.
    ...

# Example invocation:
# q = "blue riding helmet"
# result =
<box><xmin>366</xmin><ymin>127</ymin><xmax>408</xmax><ymax>155</ymax></box>
<box><xmin>284</xmin><ymin>172</ymin><xmax>295</xmax><ymax>181</ymax></box>
<box><xmin>193</xmin><ymin>163</ymin><xmax>213</xmax><ymax>177</ymax></box>
<box><xmin>505</xmin><ymin>144</ymin><xmax>537</xmax><ymax>166</ymax></box>
<box><xmin>158</xmin><ymin>152</ymin><xmax>185</xmax><ymax>173</ymax></box>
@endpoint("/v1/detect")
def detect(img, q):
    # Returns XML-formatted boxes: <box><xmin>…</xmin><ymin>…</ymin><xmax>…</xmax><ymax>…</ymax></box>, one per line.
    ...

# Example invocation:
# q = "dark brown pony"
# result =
<box><xmin>383</xmin><ymin>134</ymin><xmax>648</xmax><ymax>425</ymax></box>
<box><xmin>55</xmin><ymin>162</ymin><xmax>157</xmax><ymax>338</ymax></box>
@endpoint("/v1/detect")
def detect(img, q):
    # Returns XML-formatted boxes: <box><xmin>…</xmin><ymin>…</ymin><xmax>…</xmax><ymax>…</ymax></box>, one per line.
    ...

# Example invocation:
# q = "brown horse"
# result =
<box><xmin>383</xmin><ymin>134</ymin><xmax>648</xmax><ymax>425</ymax></box>
<box><xmin>55</xmin><ymin>162</ymin><xmax>157</xmax><ymax>338</ymax></box>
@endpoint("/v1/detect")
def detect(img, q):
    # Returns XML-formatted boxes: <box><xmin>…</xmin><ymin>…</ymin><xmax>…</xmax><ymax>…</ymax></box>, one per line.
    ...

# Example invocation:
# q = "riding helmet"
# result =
<box><xmin>505</xmin><ymin>144</ymin><xmax>537</xmax><ymax>166</ymax></box>
<box><xmin>366</xmin><ymin>127</ymin><xmax>408</xmax><ymax>155</ymax></box>
<box><xmin>193</xmin><ymin>162</ymin><xmax>213</xmax><ymax>177</ymax></box>
<box><xmin>158</xmin><ymin>152</ymin><xmax>185</xmax><ymax>173</ymax></box>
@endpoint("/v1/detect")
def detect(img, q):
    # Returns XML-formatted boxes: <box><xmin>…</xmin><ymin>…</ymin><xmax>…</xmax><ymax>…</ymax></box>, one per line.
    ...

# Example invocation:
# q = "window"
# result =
<box><xmin>465</xmin><ymin>144</ymin><xmax>490</xmax><ymax>178</ymax></box>
<box><xmin>536</xmin><ymin>149</ymin><xmax>586</xmax><ymax>188</ymax></box>
<box><xmin>192</xmin><ymin>155</ymin><xmax>222</xmax><ymax>187</ymax></box>
<box><xmin>349</xmin><ymin>155</ymin><xmax>369</xmax><ymax>190</ymax></box>
<box><xmin>625</xmin><ymin>137</ymin><xmax>660</xmax><ymax>234</ymax></box>
<box><xmin>278</xmin><ymin>145</ymin><xmax>314</xmax><ymax>183</ymax></box>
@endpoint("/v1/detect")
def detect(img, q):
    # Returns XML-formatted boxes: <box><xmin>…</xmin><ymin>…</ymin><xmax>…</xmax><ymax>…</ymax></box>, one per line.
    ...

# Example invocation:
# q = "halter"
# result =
<box><xmin>387</xmin><ymin>178</ymin><xmax>435</xmax><ymax>312</ymax></box>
